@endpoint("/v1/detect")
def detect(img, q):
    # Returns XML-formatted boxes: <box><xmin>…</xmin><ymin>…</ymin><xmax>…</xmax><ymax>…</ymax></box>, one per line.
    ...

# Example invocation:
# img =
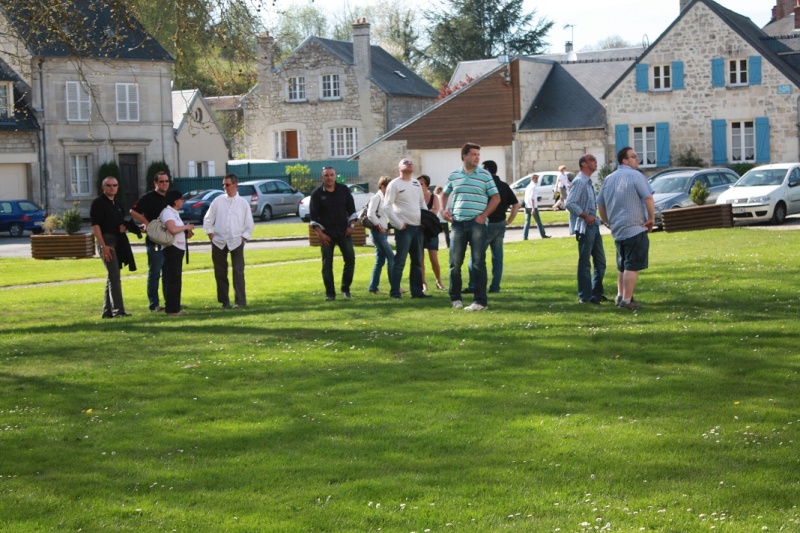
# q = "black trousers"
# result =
<box><xmin>162</xmin><ymin>245</ymin><xmax>185</xmax><ymax>313</ymax></box>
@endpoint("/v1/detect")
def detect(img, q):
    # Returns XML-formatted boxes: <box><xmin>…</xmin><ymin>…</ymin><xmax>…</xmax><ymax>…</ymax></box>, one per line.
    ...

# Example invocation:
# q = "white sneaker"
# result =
<box><xmin>451</xmin><ymin>300</ymin><xmax>463</xmax><ymax>309</ymax></box>
<box><xmin>464</xmin><ymin>302</ymin><xmax>487</xmax><ymax>311</ymax></box>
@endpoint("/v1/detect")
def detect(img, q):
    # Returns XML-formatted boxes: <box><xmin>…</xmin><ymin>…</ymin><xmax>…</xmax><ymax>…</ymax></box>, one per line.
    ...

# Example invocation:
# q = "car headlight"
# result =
<box><xmin>654</xmin><ymin>202</ymin><xmax>666</xmax><ymax>211</ymax></box>
<box><xmin>749</xmin><ymin>195</ymin><xmax>771</xmax><ymax>203</ymax></box>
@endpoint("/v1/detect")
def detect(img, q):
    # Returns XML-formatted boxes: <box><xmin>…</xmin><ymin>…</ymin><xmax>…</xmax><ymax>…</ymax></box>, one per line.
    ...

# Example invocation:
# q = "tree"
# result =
<box><xmin>424</xmin><ymin>0</ymin><xmax>553</xmax><ymax>86</ymax></box>
<box><xmin>580</xmin><ymin>34</ymin><xmax>635</xmax><ymax>52</ymax></box>
<box><xmin>270</xmin><ymin>4</ymin><xmax>330</xmax><ymax>58</ymax></box>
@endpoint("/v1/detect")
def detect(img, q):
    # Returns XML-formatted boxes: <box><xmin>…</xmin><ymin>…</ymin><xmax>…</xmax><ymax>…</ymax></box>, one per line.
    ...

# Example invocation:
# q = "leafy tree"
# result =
<box><xmin>580</xmin><ymin>35</ymin><xmax>635</xmax><ymax>52</ymax></box>
<box><xmin>270</xmin><ymin>4</ymin><xmax>330</xmax><ymax>58</ymax></box>
<box><xmin>146</xmin><ymin>161</ymin><xmax>172</xmax><ymax>190</ymax></box>
<box><xmin>424</xmin><ymin>0</ymin><xmax>553</xmax><ymax>86</ymax></box>
<box><xmin>437</xmin><ymin>75</ymin><xmax>475</xmax><ymax>100</ymax></box>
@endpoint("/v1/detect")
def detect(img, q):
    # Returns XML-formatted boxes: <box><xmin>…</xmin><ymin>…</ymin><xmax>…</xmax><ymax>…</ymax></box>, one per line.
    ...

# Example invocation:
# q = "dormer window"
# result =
<box><xmin>0</xmin><ymin>82</ymin><xmax>12</xmax><ymax>120</ymax></box>
<box><xmin>288</xmin><ymin>77</ymin><xmax>306</xmax><ymax>102</ymax></box>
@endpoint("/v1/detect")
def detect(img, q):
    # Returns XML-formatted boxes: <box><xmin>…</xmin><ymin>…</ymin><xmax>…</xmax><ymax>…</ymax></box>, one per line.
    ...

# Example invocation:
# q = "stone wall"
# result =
<box><xmin>0</xmin><ymin>131</ymin><xmax>36</xmax><ymax>154</ymax></box>
<box><xmin>606</xmin><ymin>2</ymin><xmax>800</xmax><ymax>166</ymax></box>
<box><xmin>386</xmin><ymin>96</ymin><xmax>435</xmax><ymax>131</ymax></box>
<box><xmin>517</xmin><ymin>128</ymin><xmax>606</xmax><ymax>174</ymax></box>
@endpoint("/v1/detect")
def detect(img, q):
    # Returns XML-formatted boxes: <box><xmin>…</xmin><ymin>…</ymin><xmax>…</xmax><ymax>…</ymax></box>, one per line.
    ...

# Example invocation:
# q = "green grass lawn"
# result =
<box><xmin>1</xmin><ymin>228</ymin><xmax>799</xmax><ymax>531</ymax></box>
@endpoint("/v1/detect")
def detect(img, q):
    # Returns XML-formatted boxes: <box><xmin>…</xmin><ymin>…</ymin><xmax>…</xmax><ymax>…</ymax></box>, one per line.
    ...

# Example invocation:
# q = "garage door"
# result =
<box><xmin>0</xmin><ymin>164</ymin><xmax>28</xmax><ymax>199</ymax></box>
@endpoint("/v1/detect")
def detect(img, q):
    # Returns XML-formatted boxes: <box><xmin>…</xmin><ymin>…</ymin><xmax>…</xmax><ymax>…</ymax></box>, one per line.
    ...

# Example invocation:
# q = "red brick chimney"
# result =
<box><xmin>771</xmin><ymin>0</ymin><xmax>799</xmax><ymax>24</ymax></box>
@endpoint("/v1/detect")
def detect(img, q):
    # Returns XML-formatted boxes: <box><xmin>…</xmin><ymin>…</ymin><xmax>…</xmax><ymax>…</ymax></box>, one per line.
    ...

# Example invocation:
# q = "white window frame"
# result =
<box><xmin>273</xmin><ymin>130</ymin><xmax>301</xmax><ymax>160</ymax></box>
<box><xmin>321</xmin><ymin>74</ymin><xmax>341</xmax><ymax>100</ymax></box>
<box><xmin>116</xmin><ymin>83</ymin><xmax>139</xmax><ymax>122</ymax></box>
<box><xmin>633</xmin><ymin>126</ymin><xmax>657</xmax><ymax>168</ymax></box>
<box><xmin>287</xmin><ymin>77</ymin><xmax>306</xmax><ymax>102</ymax></box>
<box><xmin>70</xmin><ymin>154</ymin><xmax>91</xmax><ymax>196</ymax></box>
<box><xmin>652</xmin><ymin>64</ymin><xmax>671</xmax><ymax>91</ymax></box>
<box><xmin>328</xmin><ymin>127</ymin><xmax>358</xmax><ymax>158</ymax></box>
<box><xmin>0</xmin><ymin>81</ymin><xmax>13</xmax><ymax>120</ymax></box>
<box><xmin>66</xmin><ymin>81</ymin><xmax>91</xmax><ymax>122</ymax></box>
<box><xmin>731</xmin><ymin>120</ymin><xmax>755</xmax><ymax>162</ymax></box>
<box><xmin>728</xmin><ymin>59</ymin><xmax>748</xmax><ymax>87</ymax></box>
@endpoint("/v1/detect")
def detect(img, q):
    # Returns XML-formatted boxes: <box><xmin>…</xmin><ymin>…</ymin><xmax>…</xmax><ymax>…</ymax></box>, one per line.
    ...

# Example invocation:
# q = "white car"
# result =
<box><xmin>510</xmin><ymin>171</ymin><xmax>573</xmax><ymax>208</ymax></box>
<box><xmin>716</xmin><ymin>163</ymin><xmax>800</xmax><ymax>224</ymax></box>
<box><xmin>298</xmin><ymin>183</ymin><xmax>374</xmax><ymax>222</ymax></box>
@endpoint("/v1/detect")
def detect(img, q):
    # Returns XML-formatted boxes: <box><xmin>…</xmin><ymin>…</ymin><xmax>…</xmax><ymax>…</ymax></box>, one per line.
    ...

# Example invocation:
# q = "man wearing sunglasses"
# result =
<box><xmin>91</xmin><ymin>177</ymin><xmax>131</xmax><ymax>318</ymax></box>
<box><xmin>130</xmin><ymin>171</ymin><xmax>171</xmax><ymax>312</ymax></box>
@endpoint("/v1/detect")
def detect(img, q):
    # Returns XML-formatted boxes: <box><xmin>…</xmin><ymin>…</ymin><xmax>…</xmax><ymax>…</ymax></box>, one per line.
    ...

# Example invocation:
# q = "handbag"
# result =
<box><xmin>357</xmin><ymin>204</ymin><xmax>376</xmax><ymax>229</ymax></box>
<box><xmin>146</xmin><ymin>215</ymin><xmax>174</xmax><ymax>246</ymax></box>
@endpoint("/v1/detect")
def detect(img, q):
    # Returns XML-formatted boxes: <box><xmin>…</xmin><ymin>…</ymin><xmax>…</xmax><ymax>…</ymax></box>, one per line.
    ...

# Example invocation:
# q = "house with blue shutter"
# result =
<box><xmin>604</xmin><ymin>0</ymin><xmax>800</xmax><ymax>171</ymax></box>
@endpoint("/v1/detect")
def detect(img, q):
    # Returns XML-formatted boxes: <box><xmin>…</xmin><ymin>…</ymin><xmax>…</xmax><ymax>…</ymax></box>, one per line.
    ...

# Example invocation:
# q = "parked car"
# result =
<box><xmin>298</xmin><ymin>183</ymin><xmax>374</xmax><ymax>222</ymax></box>
<box><xmin>651</xmin><ymin>168</ymin><xmax>740</xmax><ymax>228</ymax></box>
<box><xmin>237</xmin><ymin>179</ymin><xmax>304</xmax><ymax>221</ymax></box>
<box><xmin>648</xmin><ymin>167</ymin><xmax>701</xmax><ymax>182</ymax></box>
<box><xmin>716</xmin><ymin>163</ymin><xmax>800</xmax><ymax>224</ymax></box>
<box><xmin>510</xmin><ymin>171</ymin><xmax>575</xmax><ymax>208</ymax></box>
<box><xmin>0</xmin><ymin>199</ymin><xmax>47</xmax><ymax>237</ymax></box>
<box><xmin>178</xmin><ymin>189</ymin><xmax>224</xmax><ymax>222</ymax></box>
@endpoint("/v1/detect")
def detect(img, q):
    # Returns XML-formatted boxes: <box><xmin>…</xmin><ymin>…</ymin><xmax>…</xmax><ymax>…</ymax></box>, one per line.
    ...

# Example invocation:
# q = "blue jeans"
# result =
<box><xmin>146</xmin><ymin>242</ymin><xmax>166</xmax><ymax>310</ymax></box>
<box><xmin>450</xmin><ymin>219</ymin><xmax>488</xmax><ymax>305</ymax></box>
<box><xmin>575</xmin><ymin>223</ymin><xmax>606</xmax><ymax>302</ymax></box>
<box><xmin>390</xmin><ymin>225</ymin><xmax>424</xmax><ymax>298</ymax></box>
<box><xmin>320</xmin><ymin>235</ymin><xmax>355</xmax><ymax>298</ymax></box>
<box><xmin>522</xmin><ymin>208</ymin><xmax>546</xmax><ymax>239</ymax></box>
<box><xmin>369</xmin><ymin>228</ymin><xmax>394</xmax><ymax>292</ymax></box>
<box><xmin>467</xmin><ymin>220</ymin><xmax>505</xmax><ymax>293</ymax></box>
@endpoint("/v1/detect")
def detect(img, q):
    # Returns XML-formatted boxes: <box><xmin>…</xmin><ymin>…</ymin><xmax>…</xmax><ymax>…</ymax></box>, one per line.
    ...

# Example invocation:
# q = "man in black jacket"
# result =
<box><xmin>90</xmin><ymin>177</ymin><xmax>131</xmax><ymax>318</ymax></box>
<box><xmin>130</xmin><ymin>171</ymin><xmax>170</xmax><ymax>311</ymax></box>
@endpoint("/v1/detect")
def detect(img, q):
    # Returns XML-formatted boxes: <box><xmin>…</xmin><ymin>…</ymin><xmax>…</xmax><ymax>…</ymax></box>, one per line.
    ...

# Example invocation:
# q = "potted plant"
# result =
<box><xmin>662</xmin><ymin>182</ymin><xmax>733</xmax><ymax>232</ymax></box>
<box><xmin>31</xmin><ymin>202</ymin><xmax>96</xmax><ymax>259</ymax></box>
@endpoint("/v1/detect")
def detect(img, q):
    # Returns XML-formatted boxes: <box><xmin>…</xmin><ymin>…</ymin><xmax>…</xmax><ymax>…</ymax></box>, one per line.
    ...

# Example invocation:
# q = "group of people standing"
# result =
<box><xmin>90</xmin><ymin>171</ymin><xmax>254</xmax><ymax>318</ymax></box>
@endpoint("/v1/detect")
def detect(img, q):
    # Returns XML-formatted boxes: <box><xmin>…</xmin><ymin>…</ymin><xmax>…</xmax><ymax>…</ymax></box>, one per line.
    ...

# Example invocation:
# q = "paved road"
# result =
<box><xmin>2</xmin><ymin>215</ymin><xmax>798</xmax><ymax>259</ymax></box>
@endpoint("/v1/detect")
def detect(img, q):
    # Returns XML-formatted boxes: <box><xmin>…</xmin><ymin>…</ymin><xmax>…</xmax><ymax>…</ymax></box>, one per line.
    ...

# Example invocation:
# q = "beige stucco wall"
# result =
<box><xmin>174</xmin><ymin>98</ymin><xmax>230</xmax><ymax>178</ymax></box>
<box><xmin>605</xmin><ymin>1</ymin><xmax>800</xmax><ymax>167</ymax></box>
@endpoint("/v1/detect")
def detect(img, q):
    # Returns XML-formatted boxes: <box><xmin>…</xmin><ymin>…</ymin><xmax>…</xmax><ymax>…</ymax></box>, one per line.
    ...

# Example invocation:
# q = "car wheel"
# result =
<box><xmin>261</xmin><ymin>205</ymin><xmax>272</xmax><ymax>222</ymax></box>
<box><xmin>771</xmin><ymin>202</ymin><xmax>787</xmax><ymax>225</ymax></box>
<box><xmin>31</xmin><ymin>228</ymin><xmax>44</xmax><ymax>235</ymax></box>
<box><xmin>9</xmin><ymin>223</ymin><xmax>23</xmax><ymax>238</ymax></box>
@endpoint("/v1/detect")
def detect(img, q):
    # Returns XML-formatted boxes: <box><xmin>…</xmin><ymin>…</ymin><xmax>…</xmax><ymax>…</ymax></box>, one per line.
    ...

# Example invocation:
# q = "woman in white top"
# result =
<box><xmin>418</xmin><ymin>175</ymin><xmax>444</xmax><ymax>291</ymax></box>
<box><xmin>367</xmin><ymin>176</ymin><xmax>394</xmax><ymax>294</ymax></box>
<box><xmin>160</xmin><ymin>190</ymin><xmax>195</xmax><ymax>316</ymax></box>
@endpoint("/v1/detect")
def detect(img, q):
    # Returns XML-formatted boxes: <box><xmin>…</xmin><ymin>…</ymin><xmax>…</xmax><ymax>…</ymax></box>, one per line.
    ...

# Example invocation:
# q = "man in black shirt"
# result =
<box><xmin>466</xmin><ymin>160</ymin><xmax>519</xmax><ymax>294</ymax></box>
<box><xmin>90</xmin><ymin>177</ymin><xmax>131</xmax><ymax>318</ymax></box>
<box><xmin>309</xmin><ymin>167</ymin><xmax>356</xmax><ymax>301</ymax></box>
<box><xmin>130</xmin><ymin>171</ymin><xmax>170</xmax><ymax>311</ymax></box>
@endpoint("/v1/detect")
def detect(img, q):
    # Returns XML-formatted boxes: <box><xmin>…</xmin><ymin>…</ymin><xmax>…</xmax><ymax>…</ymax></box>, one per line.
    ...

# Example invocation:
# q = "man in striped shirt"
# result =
<box><xmin>441</xmin><ymin>143</ymin><xmax>500</xmax><ymax>311</ymax></box>
<box><xmin>597</xmin><ymin>147</ymin><xmax>655</xmax><ymax>311</ymax></box>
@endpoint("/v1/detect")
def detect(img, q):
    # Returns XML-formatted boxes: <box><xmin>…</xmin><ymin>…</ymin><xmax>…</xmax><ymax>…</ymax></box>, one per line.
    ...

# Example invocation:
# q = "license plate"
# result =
<box><xmin>732</xmin><ymin>207</ymin><xmax>745</xmax><ymax>214</ymax></box>
<box><xmin>34</xmin><ymin>220</ymin><xmax>43</xmax><ymax>226</ymax></box>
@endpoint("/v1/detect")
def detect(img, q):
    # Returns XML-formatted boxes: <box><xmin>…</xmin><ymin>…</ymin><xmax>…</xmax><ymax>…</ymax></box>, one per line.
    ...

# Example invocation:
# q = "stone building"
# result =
<box><xmin>242</xmin><ymin>20</ymin><xmax>437</xmax><ymax>165</ymax></box>
<box><xmin>0</xmin><ymin>56</ymin><xmax>38</xmax><ymax>200</ymax></box>
<box><xmin>605</xmin><ymin>0</ymin><xmax>800</xmax><ymax>170</ymax></box>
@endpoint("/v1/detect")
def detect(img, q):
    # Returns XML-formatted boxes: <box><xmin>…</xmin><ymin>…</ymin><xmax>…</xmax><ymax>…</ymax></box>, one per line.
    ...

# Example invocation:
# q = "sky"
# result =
<box><xmin>291</xmin><ymin>0</ymin><xmax>774</xmax><ymax>53</ymax></box>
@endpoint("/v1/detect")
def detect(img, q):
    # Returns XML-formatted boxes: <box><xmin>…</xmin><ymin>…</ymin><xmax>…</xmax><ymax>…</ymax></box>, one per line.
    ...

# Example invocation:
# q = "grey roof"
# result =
<box><xmin>0</xmin><ymin>57</ymin><xmax>38</xmax><ymax>132</ymax></box>
<box><xmin>519</xmin><ymin>63</ymin><xmax>606</xmax><ymax>131</ymax></box>
<box><xmin>280</xmin><ymin>37</ymin><xmax>437</xmax><ymax>98</ymax></box>
<box><xmin>1</xmin><ymin>0</ymin><xmax>172</xmax><ymax>62</ymax></box>
<box><xmin>604</xmin><ymin>0</ymin><xmax>800</xmax><ymax>98</ymax></box>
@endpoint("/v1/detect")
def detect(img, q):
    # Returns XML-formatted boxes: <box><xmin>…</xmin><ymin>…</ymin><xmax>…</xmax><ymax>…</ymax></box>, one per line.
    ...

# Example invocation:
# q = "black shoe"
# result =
<box><xmin>150</xmin><ymin>305</ymin><xmax>164</xmax><ymax>312</ymax></box>
<box><xmin>221</xmin><ymin>303</ymin><xmax>232</xmax><ymax>309</ymax></box>
<box><xmin>343</xmin><ymin>292</ymin><xmax>352</xmax><ymax>299</ymax></box>
<box><xmin>179</xmin><ymin>304</ymin><xmax>188</xmax><ymax>310</ymax></box>
<box><xmin>390</xmin><ymin>295</ymin><xmax>402</xmax><ymax>300</ymax></box>
<box><xmin>488</xmin><ymin>288</ymin><xmax>500</xmax><ymax>294</ymax></box>
<box><xmin>115</xmin><ymin>312</ymin><xmax>133</xmax><ymax>317</ymax></box>
<box><xmin>543</xmin><ymin>235</ymin><xmax>551</xmax><ymax>239</ymax></box>
<box><xmin>597</xmin><ymin>295</ymin><xmax>610</xmax><ymax>302</ymax></box>
<box><xmin>102</xmin><ymin>314</ymin><xmax>113</xmax><ymax>319</ymax></box>
<box><xmin>325</xmin><ymin>295</ymin><xmax>335</xmax><ymax>301</ymax></box>
<box><xmin>411</xmin><ymin>293</ymin><xmax>433</xmax><ymax>299</ymax></box>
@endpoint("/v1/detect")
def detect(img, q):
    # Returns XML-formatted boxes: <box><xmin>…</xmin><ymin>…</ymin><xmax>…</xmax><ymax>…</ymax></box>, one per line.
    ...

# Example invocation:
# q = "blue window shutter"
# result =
<box><xmin>636</xmin><ymin>64</ymin><xmax>649</xmax><ymax>92</ymax></box>
<box><xmin>615</xmin><ymin>124</ymin><xmax>629</xmax><ymax>156</ymax></box>
<box><xmin>711</xmin><ymin>119</ymin><xmax>728</xmax><ymax>165</ymax></box>
<box><xmin>672</xmin><ymin>61</ymin><xmax>684</xmax><ymax>90</ymax></box>
<box><xmin>711</xmin><ymin>58</ymin><xmax>725</xmax><ymax>87</ymax></box>
<box><xmin>749</xmin><ymin>56</ymin><xmax>762</xmax><ymax>86</ymax></box>
<box><xmin>755</xmin><ymin>117</ymin><xmax>770</xmax><ymax>163</ymax></box>
<box><xmin>656</xmin><ymin>122</ymin><xmax>670</xmax><ymax>167</ymax></box>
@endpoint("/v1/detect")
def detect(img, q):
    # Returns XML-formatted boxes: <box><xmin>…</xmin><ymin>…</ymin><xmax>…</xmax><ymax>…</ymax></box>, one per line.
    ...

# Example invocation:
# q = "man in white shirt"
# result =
<box><xmin>522</xmin><ymin>174</ymin><xmax>550</xmax><ymax>240</ymax></box>
<box><xmin>203</xmin><ymin>173</ymin><xmax>255</xmax><ymax>308</ymax></box>
<box><xmin>383</xmin><ymin>158</ymin><xmax>429</xmax><ymax>299</ymax></box>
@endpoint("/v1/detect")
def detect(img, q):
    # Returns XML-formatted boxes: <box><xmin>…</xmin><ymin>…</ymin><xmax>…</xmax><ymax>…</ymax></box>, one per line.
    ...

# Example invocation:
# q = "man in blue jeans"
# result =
<box><xmin>465</xmin><ymin>160</ymin><xmax>519</xmax><ymax>294</ymax></box>
<box><xmin>309</xmin><ymin>167</ymin><xmax>356</xmax><ymax>301</ymax></box>
<box><xmin>130</xmin><ymin>171</ymin><xmax>170</xmax><ymax>311</ymax></box>
<box><xmin>441</xmin><ymin>143</ymin><xmax>500</xmax><ymax>311</ymax></box>
<box><xmin>566</xmin><ymin>154</ymin><xmax>607</xmax><ymax>305</ymax></box>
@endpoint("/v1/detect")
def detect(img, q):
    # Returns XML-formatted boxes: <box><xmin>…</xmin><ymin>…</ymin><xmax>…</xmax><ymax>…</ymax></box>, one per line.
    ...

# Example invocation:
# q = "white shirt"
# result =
<box><xmin>203</xmin><ymin>193</ymin><xmax>255</xmax><ymax>251</ymax></box>
<box><xmin>523</xmin><ymin>181</ymin><xmax>539</xmax><ymax>209</ymax></box>
<box><xmin>367</xmin><ymin>190</ymin><xmax>389</xmax><ymax>230</ymax></box>
<box><xmin>160</xmin><ymin>205</ymin><xmax>186</xmax><ymax>250</ymax></box>
<box><xmin>383</xmin><ymin>176</ymin><xmax>427</xmax><ymax>228</ymax></box>
<box><xmin>557</xmin><ymin>172</ymin><xmax>570</xmax><ymax>190</ymax></box>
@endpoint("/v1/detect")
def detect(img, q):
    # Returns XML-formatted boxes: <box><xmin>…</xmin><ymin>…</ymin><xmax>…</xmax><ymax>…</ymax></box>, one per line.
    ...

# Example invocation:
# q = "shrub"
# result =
<box><xmin>676</xmin><ymin>147</ymin><xmax>705</xmax><ymax>167</ymax></box>
<box><xmin>97</xmin><ymin>161</ymin><xmax>122</xmax><ymax>200</ymax></box>
<box><xmin>690</xmin><ymin>181</ymin><xmax>710</xmax><ymax>205</ymax></box>
<box><xmin>728</xmin><ymin>162</ymin><xmax>755</xmax><ymax>177</ymax></box>
<box><xmin>43</xmin><ymin>215</ymin><xmax>60</xmax><ymax>235</ymax></box>
<box><xmin>146</xmin><ymin>161</ymin><xmax>172</xmax><ymax>189</ymax></box>
<box><xmin>60</xmin><ymin>202</ymin><xmax>84</xmax><ymax>234</ymax></box>
<box><xmin>286</xmin><ymin>163</ymin><xmax>317</xmax><ymax>195</ymax></box>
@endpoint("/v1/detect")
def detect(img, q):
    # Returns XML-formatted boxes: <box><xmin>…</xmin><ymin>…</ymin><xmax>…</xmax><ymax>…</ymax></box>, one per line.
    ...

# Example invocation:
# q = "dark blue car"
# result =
<box><xmin>178</xmin><ymin>189</ymin><xmax>224</xmax><ymax>222</ymax></box>
<box><xmin>0</xmin><ymin>199</ymin><xmax>47</xmax><ymax>237</ymax></box>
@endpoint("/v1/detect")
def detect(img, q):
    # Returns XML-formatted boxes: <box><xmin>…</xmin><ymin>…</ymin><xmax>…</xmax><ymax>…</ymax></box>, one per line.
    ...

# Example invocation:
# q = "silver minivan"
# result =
<box><xmin>237</xmin><ymin>179</ymin><xmax>304</xmax><ymax>221</ymax></box>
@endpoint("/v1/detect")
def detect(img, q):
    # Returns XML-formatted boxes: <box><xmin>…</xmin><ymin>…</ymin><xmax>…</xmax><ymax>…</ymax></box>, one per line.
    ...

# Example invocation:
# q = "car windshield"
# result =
<box><xmin>736</xmin><ymin>169</ymin><xmax>786</xmax><ymax>187</ymax></box>
<box><xmin>349</xmin><ymin>185</ymin><xmax>367</xmax><ymax>194</ymax></box>
<box><xmin>651</xmin><ymin>176</ymin><xmax>691</xmax><ymax>194</ymax></box>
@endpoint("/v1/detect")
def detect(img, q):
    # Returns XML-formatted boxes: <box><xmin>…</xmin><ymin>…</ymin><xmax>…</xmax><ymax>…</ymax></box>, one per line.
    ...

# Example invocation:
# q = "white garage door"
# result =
<box><xmin>0</xmin><ymin>164</ymin><xmax>28</xmax><ymax>199</ymax></box>
<box><xmin>420</xmin><ymin>146</ymin><xmax>507</xmax><ymax>188</ymax></box>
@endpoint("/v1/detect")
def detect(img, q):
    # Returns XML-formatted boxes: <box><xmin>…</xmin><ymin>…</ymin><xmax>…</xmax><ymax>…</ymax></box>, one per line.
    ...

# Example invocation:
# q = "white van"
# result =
<box><xmin>510</xmin><ymin>171</ymin><xmax>573</xmax><ymax>208</ymax></box>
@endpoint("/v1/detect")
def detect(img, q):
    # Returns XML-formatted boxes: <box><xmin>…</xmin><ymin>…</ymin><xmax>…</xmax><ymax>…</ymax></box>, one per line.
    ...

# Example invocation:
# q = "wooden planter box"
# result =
<box><xmin>31</xmin><ymin>233</ymin><xmax>95</xmax><ymax>259</ymax></box>
<box><xmin>662</xmin><ymin>204</ymin><xmax>734</xmax><ymax>233</ymax></box>
<box><xmin>308</xmin><ymin>223</ymin><xmax>367</xmax><ymax>247</ymax></box>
